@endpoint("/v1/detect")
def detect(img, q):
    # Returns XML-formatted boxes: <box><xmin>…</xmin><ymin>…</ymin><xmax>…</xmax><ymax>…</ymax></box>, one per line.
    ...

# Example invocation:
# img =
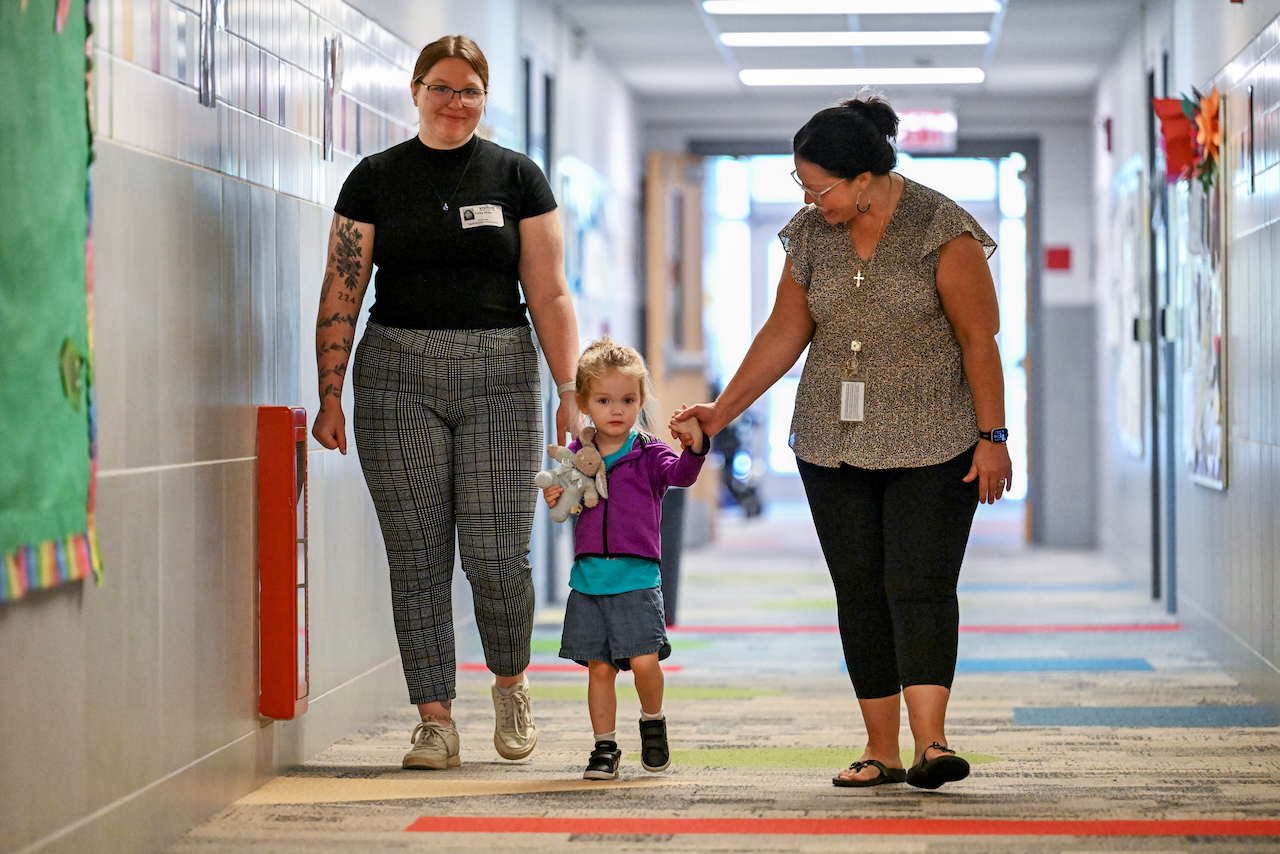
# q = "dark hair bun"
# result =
<box><xmin>840</xmin><ymin>96</ymin><xmax>899</xmax><ymax>140</ymax></box>
<box><xmin>793</xmin><ymin>94</ymin><xmax>899</xmax><ymax>179</ymax></box>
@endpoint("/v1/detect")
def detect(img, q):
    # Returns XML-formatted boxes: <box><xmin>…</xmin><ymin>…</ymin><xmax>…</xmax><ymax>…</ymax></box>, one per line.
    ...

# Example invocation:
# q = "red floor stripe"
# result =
<box><xmin>961</xmin><ymin>623</ymin><xmax>1181</xmax><ymax>633</ymax></box>
<box><xmin>457</xmin><ymin>663</ymin><xmax>683</xmax><ymax>673</ymax></box>
<box><xmin>666</xmin><ymin>624</ymin><xmax>1180</xmax><ymax>634</ymax></box>
<box><xmin>669</xmin><ymin>625</ymin><xmax>837</xmax><ymax>633</ymax></box>
<box><xmin>406</xmin><ymin>816</ymin><xmax>1280</xmax><ymax>837</ymax></box>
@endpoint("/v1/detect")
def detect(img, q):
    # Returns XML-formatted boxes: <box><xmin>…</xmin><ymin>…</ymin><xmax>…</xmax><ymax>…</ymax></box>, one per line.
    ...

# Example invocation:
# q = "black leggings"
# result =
<box><xmin>797</xmin><ymin>446</ymin><xmax>979</xmax><ymax>699</ymax></box>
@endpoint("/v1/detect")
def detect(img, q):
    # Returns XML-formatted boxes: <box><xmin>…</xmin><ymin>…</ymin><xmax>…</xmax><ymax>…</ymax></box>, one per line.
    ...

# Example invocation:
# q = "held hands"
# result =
<box><xmin>963</xmin><ymin>438</ymin><xmax>1014</xmax><ymax>504</ymax></box>
<box><xmin>668</xmin><ymin>410</ymin><xmax>706</xmax><ymax>454</ymax></box>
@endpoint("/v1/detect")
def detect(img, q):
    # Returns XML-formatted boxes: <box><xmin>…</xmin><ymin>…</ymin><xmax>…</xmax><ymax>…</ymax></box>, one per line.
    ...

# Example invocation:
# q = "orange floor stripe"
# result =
<box><xmin>405</xmin><ymin>816</ymin><xmax>1280</xmax><ymax>837</ymax></box>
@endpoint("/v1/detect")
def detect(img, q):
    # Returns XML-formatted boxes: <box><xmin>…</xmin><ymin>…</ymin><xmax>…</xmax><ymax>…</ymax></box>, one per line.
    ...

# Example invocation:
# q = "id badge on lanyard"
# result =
<box><xmin>840</xmin><ymin>339</ymin><xmax>866</xmax><ymax>423</ymax></box>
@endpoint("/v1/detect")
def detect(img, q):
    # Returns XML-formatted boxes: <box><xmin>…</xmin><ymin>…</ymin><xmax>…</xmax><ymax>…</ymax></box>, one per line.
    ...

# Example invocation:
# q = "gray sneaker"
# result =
<box><xmin>491</xmin><ymin>675</ymin><xmax>538</xmax><ymax>760</ymax></box>
<box><xmin>403</xmin><ymin>715</ymin><xmax>460</xmax><ymax>770</ymax></box>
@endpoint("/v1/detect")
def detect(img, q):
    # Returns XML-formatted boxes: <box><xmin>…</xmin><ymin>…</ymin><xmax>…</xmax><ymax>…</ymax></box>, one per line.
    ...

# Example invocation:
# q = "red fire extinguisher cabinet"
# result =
<box><xmin>258</xmin><ymin>406</ymin><xmax>309</xmax><ymax>719</ymax></box>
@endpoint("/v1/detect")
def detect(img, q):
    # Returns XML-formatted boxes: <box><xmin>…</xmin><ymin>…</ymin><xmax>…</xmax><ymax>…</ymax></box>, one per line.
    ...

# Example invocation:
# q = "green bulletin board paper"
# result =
<box><xmin>0</xmin><ymin>3</ymin><xmax>91</xmax><ymax>558</ymax></box>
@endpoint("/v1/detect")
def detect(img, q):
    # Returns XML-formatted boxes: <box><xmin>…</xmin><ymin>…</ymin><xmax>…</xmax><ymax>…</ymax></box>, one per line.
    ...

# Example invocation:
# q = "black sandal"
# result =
<box><xmin>832</xmin><ymin>759</ymin><xmax>907</xmax><ymax>788</ymax></box>
<box><xmin>582</xmin><ymin>740</ymin><xmax>622</xmax><ymax>780</ymax></box>
<box><xmin>905</xmin><ymin>742</ymin><xmax>969</xmax><ymax>789</ymax></box>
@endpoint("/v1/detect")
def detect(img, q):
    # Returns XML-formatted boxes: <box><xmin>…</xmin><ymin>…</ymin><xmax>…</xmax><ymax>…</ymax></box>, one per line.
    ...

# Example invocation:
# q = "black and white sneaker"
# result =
<box><xmin>639</xmin><ymin>717</ymin><xmax>670</xmax><ymax>772</ymax></box>
<box><xmin>582</xmin><ymin>740</ymin><xmax>622</xmax><ymax>780</ymax></box>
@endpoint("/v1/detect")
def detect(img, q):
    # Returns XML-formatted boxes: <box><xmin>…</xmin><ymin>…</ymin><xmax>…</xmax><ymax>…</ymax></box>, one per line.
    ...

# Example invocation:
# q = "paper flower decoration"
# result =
<box><xmin>1152</xmin><ymin>86</ymin><xmax>1221</xmax><ymax>192</ymax></box>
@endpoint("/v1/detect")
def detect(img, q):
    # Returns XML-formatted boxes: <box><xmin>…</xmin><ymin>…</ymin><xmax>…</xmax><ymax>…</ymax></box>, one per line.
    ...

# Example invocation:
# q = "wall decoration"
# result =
<box><xmin>1153</xmin><ymin>87</ymin><xmax>1221</xmax><ymax>191</ymax></box>
<box><xmin>1</xmin><ymin>0</ymin><xmax>101</xmax><ymax>600</ymax></box>
<box><xmin>1155</xmin><ymin>87</ymin><xmax>1227</xmax><ymax>489</ymax></box>
<box><xmin>1181</xmin><ymin>169</ymin><xmax>1228</xmax><ymax>489</ymax></box>
<box><xmin>1107</xmin><ymin>156</ymin><xmax>1147</xmax><ymax>458</ymax></box>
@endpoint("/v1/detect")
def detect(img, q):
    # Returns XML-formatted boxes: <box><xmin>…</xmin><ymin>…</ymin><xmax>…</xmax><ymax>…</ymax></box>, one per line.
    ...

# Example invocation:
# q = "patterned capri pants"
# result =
<box><xmin>352</xmin><ymin>322</ymin><xmax>542</xmax><ymax>705</ymax></box>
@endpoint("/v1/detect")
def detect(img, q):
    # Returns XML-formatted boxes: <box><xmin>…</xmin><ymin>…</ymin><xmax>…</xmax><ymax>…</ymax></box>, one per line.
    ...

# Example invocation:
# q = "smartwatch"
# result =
<box><xmin>978</xmin><ymin>427</ymin><xmax>1009</xmax><ymax>443</ymax></box>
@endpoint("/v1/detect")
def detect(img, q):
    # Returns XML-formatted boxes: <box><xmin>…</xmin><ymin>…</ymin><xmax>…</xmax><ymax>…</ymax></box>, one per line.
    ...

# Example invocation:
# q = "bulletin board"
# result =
<box><xmin>0</xmin><ymin>0</ymin><xmax>100</xmax><ymax>600</ymax></box>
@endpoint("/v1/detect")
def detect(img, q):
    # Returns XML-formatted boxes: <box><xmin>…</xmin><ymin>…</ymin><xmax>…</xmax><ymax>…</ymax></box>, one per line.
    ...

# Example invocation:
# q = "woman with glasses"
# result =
<box><xmin>311</xmin><ymin>35</ymin><xmax>579</xmax><ymax>772</ymax></box>
<box><xmin>675</xmin><ymin>95</ymin><xmax>1012</xmax><ymax>790</ymax></box>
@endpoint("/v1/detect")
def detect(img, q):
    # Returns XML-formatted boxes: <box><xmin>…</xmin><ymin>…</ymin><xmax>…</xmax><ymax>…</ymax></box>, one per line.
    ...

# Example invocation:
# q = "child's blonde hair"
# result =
<box><xmin>575</xmin><ymin>336</ymin><xmax>660</xmax><ymax>436</ymax></box>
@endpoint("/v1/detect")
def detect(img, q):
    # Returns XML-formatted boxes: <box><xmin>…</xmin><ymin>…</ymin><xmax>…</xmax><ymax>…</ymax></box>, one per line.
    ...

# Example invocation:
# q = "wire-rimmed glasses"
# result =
<box><xmin>791</xmin><ymin>169</ymin><xmax>845</xmax><ymax>199</ymax></box>
<box><xmin>417</xmin><ymin>82</ymin><xmax>487</xmax><ymax>108</ymax></box>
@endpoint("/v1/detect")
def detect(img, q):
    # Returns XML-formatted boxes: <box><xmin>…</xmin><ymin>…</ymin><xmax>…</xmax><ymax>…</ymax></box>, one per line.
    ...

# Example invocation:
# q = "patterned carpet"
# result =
<box><xmin>164</xmin><ymin>501</ymin><xmax>1280</xmax><ymax>853</ymax></box>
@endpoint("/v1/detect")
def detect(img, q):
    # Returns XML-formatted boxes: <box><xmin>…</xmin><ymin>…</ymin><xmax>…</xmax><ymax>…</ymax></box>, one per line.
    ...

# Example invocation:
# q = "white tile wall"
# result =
<box><xmin>93</xmin><ymin>0</ymin><xmax>417</xmax><ymax>206</ymax></box>
<box><xmin>1175</xmin><ymin>14</ymin><xmax>1280</xmax><ymax>703</ymax></box>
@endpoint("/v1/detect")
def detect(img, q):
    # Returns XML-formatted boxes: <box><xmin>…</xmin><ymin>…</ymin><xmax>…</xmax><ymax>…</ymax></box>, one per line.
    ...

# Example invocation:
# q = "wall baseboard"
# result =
<box><xmin>1181</xmin><ymin>595</ymin><xmax>1280</xmax><ymax>712</ymax></box>
<box><xmin>14</xmin><ymin>659</ymin><xmax>404</xmax><ymax>854</ymax></box>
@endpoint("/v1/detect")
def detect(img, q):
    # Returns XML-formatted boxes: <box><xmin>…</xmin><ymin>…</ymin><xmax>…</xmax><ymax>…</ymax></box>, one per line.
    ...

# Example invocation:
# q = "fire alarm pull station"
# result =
<box><xmin>258</xmin><ymin>406</ymin><xmax>309</xmax><ymax>720</ymax></box>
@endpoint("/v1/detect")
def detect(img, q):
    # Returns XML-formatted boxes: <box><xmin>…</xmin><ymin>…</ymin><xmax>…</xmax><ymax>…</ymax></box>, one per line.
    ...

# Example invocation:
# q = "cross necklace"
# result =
<box><xmin>848</xmin><ymin>174</ymin><xmax>898</xmax><ymax>371</ymax></box>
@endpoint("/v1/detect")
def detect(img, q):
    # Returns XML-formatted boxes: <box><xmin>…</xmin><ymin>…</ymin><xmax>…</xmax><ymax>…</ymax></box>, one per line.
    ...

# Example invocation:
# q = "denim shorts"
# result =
<box><xmin>559</xmin><ymin>587</ymin><xmax>672</xmax><ymax>671</ymax></box>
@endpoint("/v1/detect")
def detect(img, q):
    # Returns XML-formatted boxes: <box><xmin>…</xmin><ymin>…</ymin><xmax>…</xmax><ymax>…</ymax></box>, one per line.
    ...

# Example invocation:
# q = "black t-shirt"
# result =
<box><xmin>334</xmin><ymin>135</ymin><xmax>558</xmax><ymax>329</ymax></box>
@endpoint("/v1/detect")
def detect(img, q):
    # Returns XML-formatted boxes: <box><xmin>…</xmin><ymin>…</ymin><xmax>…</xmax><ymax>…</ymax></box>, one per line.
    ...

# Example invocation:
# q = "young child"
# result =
<box><xmin>541</xmin><ymin>337</ymin><xmax>706</xmax><ymax>780</ymax></box>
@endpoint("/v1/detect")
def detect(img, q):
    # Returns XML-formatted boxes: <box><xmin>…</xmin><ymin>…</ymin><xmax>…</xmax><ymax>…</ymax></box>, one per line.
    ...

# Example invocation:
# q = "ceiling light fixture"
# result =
<box><xmin>704</xmin><ymin>0</ymin><xmax>1001</xmax><ymax>14</ymax></box>
<box><xmin>739</xmin><ymin>67</ymin><xmax>986</xmax><ymax>86</ymax></box>
<box><xmin>721</xmin><ymin>31</ymin><xmax>991</xmax><ymax>47</ymax></box>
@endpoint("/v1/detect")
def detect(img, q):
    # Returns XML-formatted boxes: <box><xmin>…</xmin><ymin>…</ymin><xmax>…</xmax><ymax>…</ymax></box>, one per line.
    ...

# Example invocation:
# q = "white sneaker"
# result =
<box><xmin>491</xmin><ymin>676</ymin><xmax>538</xmax><ymax>760</ymax></box>
<box><xmin>403</xmin><ymin>715</ymin><xmax>460</xmax><ymax>770</ymax></box>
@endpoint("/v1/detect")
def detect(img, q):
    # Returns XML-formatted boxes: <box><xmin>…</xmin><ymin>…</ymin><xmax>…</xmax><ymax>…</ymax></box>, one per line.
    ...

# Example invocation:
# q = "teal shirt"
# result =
<box><xmin>569</xmin><ymin>432</ymin><xmax>662</xmax><ymax>595</ymax></box>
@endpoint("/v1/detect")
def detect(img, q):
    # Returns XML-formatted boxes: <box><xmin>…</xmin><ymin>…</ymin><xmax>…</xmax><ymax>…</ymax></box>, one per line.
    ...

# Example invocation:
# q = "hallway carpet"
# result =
<box><xmin>165</xmin><ymin>504</ymin><xmax>1280</xmax><ymax>853</ymax></box>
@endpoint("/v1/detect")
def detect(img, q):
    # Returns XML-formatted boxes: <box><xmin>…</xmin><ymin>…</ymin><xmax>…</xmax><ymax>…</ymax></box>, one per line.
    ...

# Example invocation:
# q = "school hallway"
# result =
<box><xmin>161</xmin><ymin>503</ymin><xmax>1280</xmax><ymax>853</ymax></box>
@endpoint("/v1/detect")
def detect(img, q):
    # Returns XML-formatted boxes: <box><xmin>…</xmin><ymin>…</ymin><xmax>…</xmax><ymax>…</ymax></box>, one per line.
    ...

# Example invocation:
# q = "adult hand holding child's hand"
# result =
<box><xmin>669</xmin><ymin>412</ymin><xmax>705</xmax><ymax>454</ymax></box>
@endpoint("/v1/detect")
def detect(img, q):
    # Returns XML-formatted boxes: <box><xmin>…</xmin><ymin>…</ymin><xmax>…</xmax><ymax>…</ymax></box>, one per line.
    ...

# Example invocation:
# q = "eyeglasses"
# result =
<box><xmin>417</xmin><ymin>82</ymin><xmax>487</xmax><ymax>108</ymax></box>
<box><xmin>791</xmin><ymin>169</ymin><xmax>845</xmax><ymax>199</ymax></box>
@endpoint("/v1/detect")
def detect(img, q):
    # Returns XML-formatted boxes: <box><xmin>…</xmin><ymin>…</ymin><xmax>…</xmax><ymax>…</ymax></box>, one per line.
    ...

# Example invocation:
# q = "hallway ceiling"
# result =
<box><xmin>544</xmin><ymin>0</ymin><xmax>1145</xmax><ymax>144</ymax></box>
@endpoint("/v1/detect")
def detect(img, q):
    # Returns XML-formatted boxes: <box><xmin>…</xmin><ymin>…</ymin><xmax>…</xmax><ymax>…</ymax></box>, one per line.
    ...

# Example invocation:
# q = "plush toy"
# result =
<box><xmin>534</xmin><ymin>426</ymin><xmax>609</xmax><ymax>524</ymax></box>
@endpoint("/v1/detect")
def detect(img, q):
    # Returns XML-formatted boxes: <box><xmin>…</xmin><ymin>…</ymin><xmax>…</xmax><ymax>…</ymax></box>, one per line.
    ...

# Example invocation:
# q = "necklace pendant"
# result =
<box><xmin>442</xmin><ymin>203</ymin><xmax>449</xmax><ymax>211</ymax></box>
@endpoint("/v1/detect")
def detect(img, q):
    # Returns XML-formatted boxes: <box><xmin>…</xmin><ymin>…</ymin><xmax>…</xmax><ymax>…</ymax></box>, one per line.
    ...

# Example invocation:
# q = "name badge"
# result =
<box><xmin>459</xmin><ymin>204</ymin><xmax>504</xmax><ymax>229</ymax></box>
<box><xmin>840</xmin><ymin>380</ymin><xmax>866</xmax><ymax>422</ymax></box>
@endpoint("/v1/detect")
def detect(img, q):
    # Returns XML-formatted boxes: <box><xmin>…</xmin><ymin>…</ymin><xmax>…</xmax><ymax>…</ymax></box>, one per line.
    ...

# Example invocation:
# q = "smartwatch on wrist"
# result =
<box><xmin>978</xmin><ymin>427</ymin><xmax>1009</xmax><ymax>443</ymax></box>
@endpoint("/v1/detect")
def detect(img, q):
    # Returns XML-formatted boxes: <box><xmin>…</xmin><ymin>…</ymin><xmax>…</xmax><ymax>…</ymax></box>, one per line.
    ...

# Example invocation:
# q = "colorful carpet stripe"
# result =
<box><xmin>1015</xmin><ymin>705</ymin><xmax>1280</xmax><ymax>727</ymax></box>
<box><xmin>668</xmin><ymin>624</ymin><xmax>1180</xmax><ymax>634</ymax></box>
<box><xmin>458</xmin><ymin>663</ymin><xmax>684</xmax><ymax>673</ymax></box>
<box><xmin>405</xmin><ymin>816</ymin><xmax>1280</xmax><ymax>837</ymax></box>
<box><xmin>955</xmin><ymin>658</ymin><xmax>1154</xmax><ymax>672</ymax></box>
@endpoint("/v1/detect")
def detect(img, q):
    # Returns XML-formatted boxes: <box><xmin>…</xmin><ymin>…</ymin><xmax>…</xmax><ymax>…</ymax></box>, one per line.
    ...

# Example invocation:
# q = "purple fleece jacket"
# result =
<box><xmin>567</xmin><ymin>432</ymin><xmax>707</xmax><ymax>563</ymax></box>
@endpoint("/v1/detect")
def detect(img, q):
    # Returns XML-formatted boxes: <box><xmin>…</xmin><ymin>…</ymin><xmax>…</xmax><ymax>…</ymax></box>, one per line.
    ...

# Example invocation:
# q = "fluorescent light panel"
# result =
<box><xmin>739</xmin><ymin>67</ymin><xmax>985</xmax><ymax>85</ymax></box>
<box><xmin>705</xmin><ymin>0</ymin><xmax>1001</xmax><ymax>14</ymax></box>
<box><xmin>721</xmin><ymin>31</ymin><xmax>990</xmax><ymax>47</ymax></box>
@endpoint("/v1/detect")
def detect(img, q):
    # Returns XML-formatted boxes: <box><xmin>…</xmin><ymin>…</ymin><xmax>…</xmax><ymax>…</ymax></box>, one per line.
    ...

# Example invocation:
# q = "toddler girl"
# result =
<box><xmin>542</xmin><ymin>337</ymin><xmax>706</xmax><ymax>780</ymax></box>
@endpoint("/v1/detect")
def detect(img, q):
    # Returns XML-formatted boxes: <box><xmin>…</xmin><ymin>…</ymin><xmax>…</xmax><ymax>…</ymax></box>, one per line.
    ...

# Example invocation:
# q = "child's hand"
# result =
<box><xmin>542</xmin><ymin>484</ymin><xmax>564</xmax><ymax>508</ymax></box>
<box><xmin>670</xmin><ymin>415</ymin><xmax>704</xmax><ymax>454</ymax></box>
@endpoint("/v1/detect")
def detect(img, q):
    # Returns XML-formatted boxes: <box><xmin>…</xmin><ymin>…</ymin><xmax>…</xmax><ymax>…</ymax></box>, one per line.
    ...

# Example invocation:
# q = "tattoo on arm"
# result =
<box><xmin>317</xmin><ymin>312</ymin><xmax>358</xmax><ymax>329</ymax></box>
<box><xmin>316</xmin><ymin>218</ymin><xmax>365</xmax><ymax>404</ymax></box>
<box><xmin>332</xmin><ymin>219</ymin><xmax>365</xmax><ymax>291</ymax></box>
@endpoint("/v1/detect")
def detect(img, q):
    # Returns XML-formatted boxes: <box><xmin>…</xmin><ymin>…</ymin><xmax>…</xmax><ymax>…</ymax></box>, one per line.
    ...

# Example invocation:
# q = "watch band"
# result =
<box><xmin>978</xmin><ymin>427</ymin><xmax>1009</xmax><ymax>443</ymax></box>
<box><xmin>556</xmin><ymin>381</ymin><xmax>577</xmax><ymax>396</ymax></box>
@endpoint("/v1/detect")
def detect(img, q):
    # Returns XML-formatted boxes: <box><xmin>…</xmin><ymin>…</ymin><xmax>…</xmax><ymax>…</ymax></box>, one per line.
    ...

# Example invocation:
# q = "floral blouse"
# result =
<box><xmin>779</xmin><ymin>176</ymin><xmax>996</xmax><ymax>469</ymax></box>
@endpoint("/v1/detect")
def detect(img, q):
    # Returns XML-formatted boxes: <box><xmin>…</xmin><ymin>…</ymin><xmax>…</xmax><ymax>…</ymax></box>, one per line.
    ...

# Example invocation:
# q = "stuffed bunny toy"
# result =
<box><xmin>534</xmin><ymin>426</ymin><xmax>609</xmax><ymax>524</ymax></box>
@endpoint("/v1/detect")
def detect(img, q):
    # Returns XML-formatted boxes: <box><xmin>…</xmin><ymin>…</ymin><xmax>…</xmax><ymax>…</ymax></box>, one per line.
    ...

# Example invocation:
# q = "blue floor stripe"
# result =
<box><xmin>956</xmin><ymin>582</ymin><xmax>1138</xmax><ymax>593</ymax></box>
<box><xmin>840</xmin><ymin>658</ymin><xmax>1154</xmax><ymax>675</ymax></box>
<box><xmin>1015</xmin><ymin>706</ymin><xmax>1280</xmax><ymax>727</ymax></box>
<box><xmin>954</xmin><ymin>658</ymin><xmax>1154</xmax><ymax>672</ymax></box>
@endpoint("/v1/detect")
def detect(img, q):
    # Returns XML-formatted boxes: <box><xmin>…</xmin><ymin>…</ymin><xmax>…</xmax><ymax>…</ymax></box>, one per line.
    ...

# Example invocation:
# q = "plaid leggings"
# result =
<box><xmin>352</xmin><ymin>322</ymin><xmax>541</xmax><ymax>705</ymax></box>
